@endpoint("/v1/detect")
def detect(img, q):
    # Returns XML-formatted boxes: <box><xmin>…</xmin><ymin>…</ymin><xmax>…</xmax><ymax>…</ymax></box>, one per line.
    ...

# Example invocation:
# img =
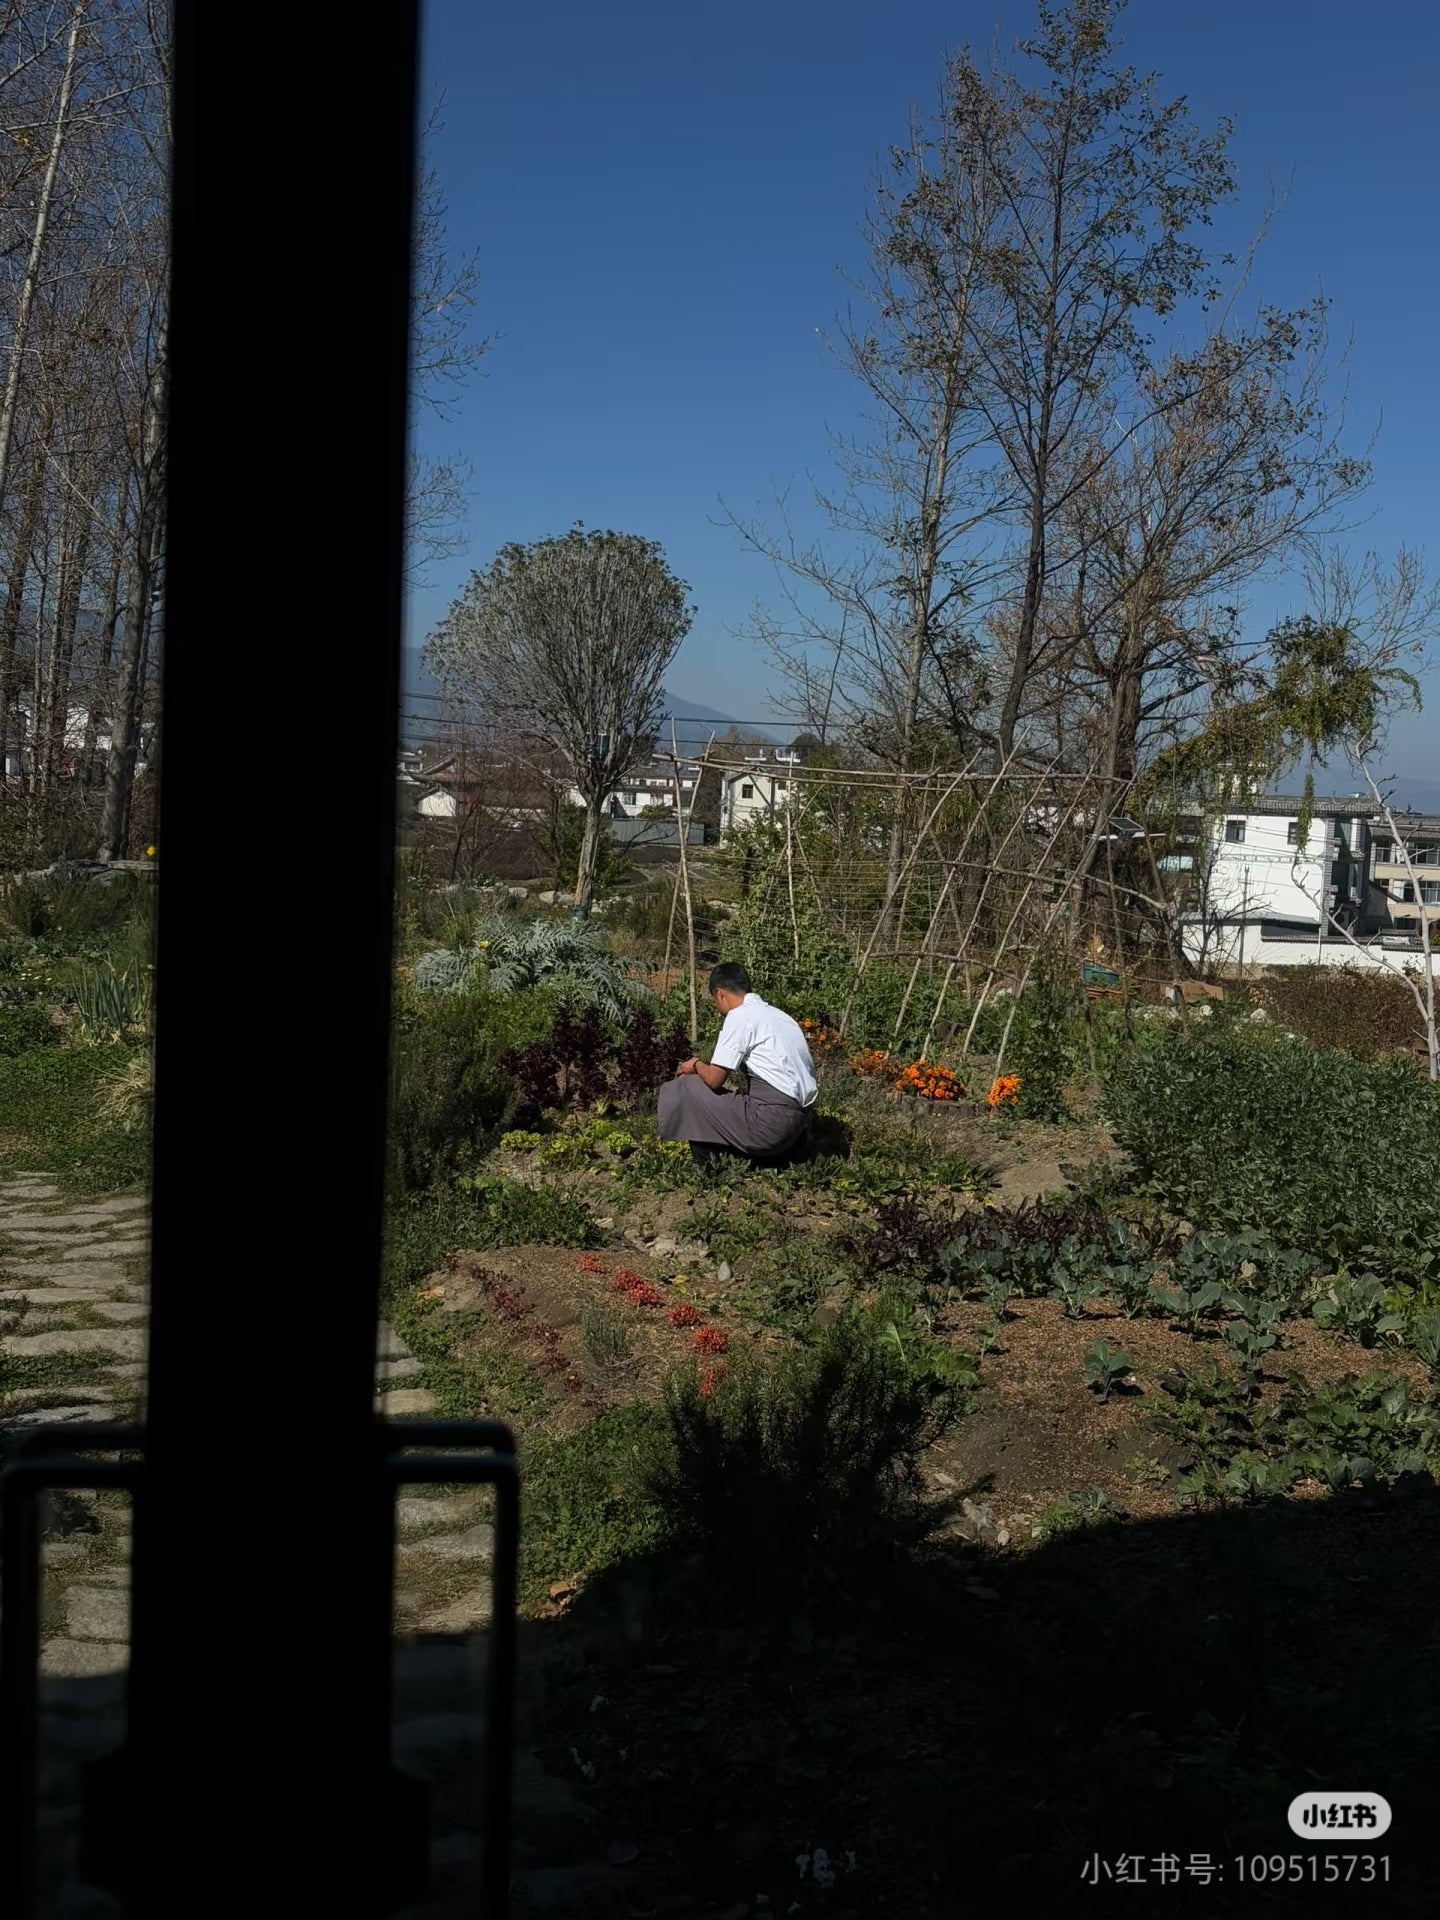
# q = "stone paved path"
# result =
<box><xmin>0</xmin><ymin>1174</ymin><xmax>588</xmax><ymax>1918</ymax></box>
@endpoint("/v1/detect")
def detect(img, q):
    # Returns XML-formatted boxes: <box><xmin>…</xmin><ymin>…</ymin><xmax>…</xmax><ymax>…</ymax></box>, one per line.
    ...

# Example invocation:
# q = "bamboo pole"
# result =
<box><xmin>837</xmin><ymin>755</ymin><xmax>981</xmax><ymax>1034</ymax></box>
<box><xmin>669</xmin><ymin>721</ymin><xmax>699</xmax><ymax>1044</ymax></box>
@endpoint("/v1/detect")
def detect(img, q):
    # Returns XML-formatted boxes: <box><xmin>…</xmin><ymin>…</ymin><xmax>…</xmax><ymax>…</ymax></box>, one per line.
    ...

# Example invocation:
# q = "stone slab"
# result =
<box><xmin>0</xmin><ymin>1288</ymin><xmax>127</xmax><ymax>1307</ymax></box>
<box><xmin>396</xmin><ymin>1494</ymin><xmax>486</xmax><ymax>1532</ymax></box>
<box><xmin>378</xmin><ymin>1387</ymin><xmax>439</xmax><ymax>1417</ymax></box>
<box><xmin>398</xmin><ymin>1524</ymin><xmax>495</xmax><ymax>1563</ymax></box>
<box><xmin>63</xmin><ymin>1588</ymin><xmax>131</xmax><ymax>1643</ymax></box>
<box><xmin>415</xmin><ymin>1591</ymin><xmax>494</xmax><ymax>1634</ymax></box>
<box><xmin>376</xmin><ymin>1356</ymin><xmax>422</xmax><ymax>1381</ymax></box>
<box><xmin>2</xmin><ymin>1404</ymin><xmax>116</xmax><ymax>1429</ymax></box>
<box><xmin>4</xmin><ymin>1328</ymin><xmax>145</xmax><ymax>1360</ymax></box>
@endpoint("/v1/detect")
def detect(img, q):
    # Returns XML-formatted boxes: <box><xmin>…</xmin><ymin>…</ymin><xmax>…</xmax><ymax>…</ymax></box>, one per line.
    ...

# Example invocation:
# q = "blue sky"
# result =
<box><xmin>409</xmin><ymin>0</ymin><xmax>1439</xmax><ymax>802</ymax></box>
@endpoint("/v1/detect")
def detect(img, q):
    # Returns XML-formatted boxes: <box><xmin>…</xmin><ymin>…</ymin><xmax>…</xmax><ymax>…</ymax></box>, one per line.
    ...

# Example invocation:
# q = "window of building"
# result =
<box><xmin>740</xmin><ymin>783</ymin><xmax>754</xmax><ymax>800</ymax></box>
<box><xmin>1416</xmin><ymin>845</ymin><xmax>1438</xmax><ymax>868</ymax></box>
<box><xmin>1421</xmin><ymin>880</ymin><xmax>1440</xmax><ymax>906</ymax></box>
<box><xmin>1372</xmin><ymin>840</ymin><xmax>1392</xmax><ymax>864</ymax></box>
<box><xmin>1224</xmin><ymin>819</ymin><xmax>1246</xmax><ymax>843</ymax></box>
<box><xmin>1286</xmin><ymin>821</ymin><xmax>1300</xmax><ymax>844</ymax></box>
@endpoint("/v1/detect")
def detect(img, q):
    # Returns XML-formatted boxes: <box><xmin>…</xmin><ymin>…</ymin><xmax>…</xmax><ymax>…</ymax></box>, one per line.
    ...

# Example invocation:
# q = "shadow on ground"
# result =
<box><xmin>31</xmin><ymin>1488</ymin><xmax>1440</xmax><ymax>1917</ymax></box>
<box><xmin>503</xmin><ymin>1486</ymin><xmax>1440</xmax><ymax>1917</ymax></box>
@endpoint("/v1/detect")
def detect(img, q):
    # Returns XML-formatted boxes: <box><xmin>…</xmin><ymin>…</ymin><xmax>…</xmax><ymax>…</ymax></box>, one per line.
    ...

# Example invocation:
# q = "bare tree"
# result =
<box><xmin>406</xmin><ymin>100</ymin><xmax>493</xmax><ymax>582</ymax></box>
<box><xmin>1055</xmin><ymin>302</ymin><xmax>1369</xmax><ymax>783</ymax></box>
<box><xmin>733</xmin><ymin>0</ymin><xmax>1246</xmax><ymax>826</ymax></box>
<box><xmin>425</xmin><ymin>526</ymin><xmax>695</xmax><ymax>912</ymax></box>
<box><xmin>0</xmin><ymin>0</ymin><xmax>87</xmax><ymax>521</ymax></box>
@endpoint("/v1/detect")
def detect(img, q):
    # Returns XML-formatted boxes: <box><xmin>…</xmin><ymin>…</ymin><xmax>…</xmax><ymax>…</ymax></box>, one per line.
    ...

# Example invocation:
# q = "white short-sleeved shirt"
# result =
<box><xmin>710</xmin><ymin>993</ymin><xmax>817</xmax><ymax>1107</ymax></box>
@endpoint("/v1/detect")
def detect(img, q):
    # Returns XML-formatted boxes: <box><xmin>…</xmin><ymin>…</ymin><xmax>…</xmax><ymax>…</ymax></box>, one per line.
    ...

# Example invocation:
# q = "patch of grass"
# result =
<box><xmin>384</xmin><ymin>1178</ymin><xmax>602</xmax><ymax>1296</ymax></box>
<box><xmin>389</xmin><ymin>1296</ymin><xmax>553</xmax><ymax>1427</ymax></box>
<box><xmin>735</xmin><ymin>1235</ymin><xmax>841</xmax><ymax>1331</ymax></box>
<box><xmin>0</xmin><ymin>1046</ymin><xmax>152</xmax><ymax>1195</ymax></box>
<box><xmin>580</xmin><ymin>1304</ymin><xmax>635</xmax><ymax>1376</ymax></box>
<box><xmin>1035</xmin><ymin>1486</ymin><xmax>1128</xmax><ymax>1538</ymax></box>
<box><xmin>522</xmin><ymin>1402</ymin><xmax>667</xmax><ymax>1602</ymax></box>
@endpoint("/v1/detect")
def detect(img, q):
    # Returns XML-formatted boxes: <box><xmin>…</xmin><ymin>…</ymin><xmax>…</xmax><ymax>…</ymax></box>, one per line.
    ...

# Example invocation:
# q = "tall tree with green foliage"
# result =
<box><xmin>427</xmin><ymin>526</ymin><xmax>694</xmax><ymax>912</ymax></box>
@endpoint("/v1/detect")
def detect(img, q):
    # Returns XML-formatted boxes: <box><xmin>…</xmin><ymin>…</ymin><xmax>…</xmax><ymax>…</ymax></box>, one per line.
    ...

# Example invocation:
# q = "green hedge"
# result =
<box><xmin>1103</xmin><ymin>1028</ymin><xmax>1440</xmax><ymax>1289</ymax></box>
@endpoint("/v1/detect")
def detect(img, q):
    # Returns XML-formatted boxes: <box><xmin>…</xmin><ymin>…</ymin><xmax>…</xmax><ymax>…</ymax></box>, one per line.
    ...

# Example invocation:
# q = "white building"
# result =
<box><xmin>565</xmin><ymin>761</ymin><xmax>697</xmax><ymax>819</ymax></box>
<box><xmin>1179</xmin><ymin>794</ymin><xmax>1396</xmax><ymax>970</ymax></box>
<box><xmin>718</xmin><ymin>753</ymin><xmax>799</xmax><ymax>838</ymax></box>
<box><xmin>1370</xmin><ymin>814</ymin><xmax>1440</xmax><ymax>937</ymax></box>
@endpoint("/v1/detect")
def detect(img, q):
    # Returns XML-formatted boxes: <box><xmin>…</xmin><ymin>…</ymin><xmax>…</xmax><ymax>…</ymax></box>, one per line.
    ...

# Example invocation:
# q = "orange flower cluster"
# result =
<box><xmin>692</xmin><ymin>1325</ymin><xmax>729</xmax><ymax>1357</ymax></box>
<box><xmin>668</xmin><ymin>1302</ymin><xmax>703</xmax><ymax>1328</ymax></box>
<box><xmin>799</xmin><ymin>1016</ymin><xmax>845</xmax><ymax>1056</ymax></box>
<box><xmin>577</xmin><ymin>1253</ymin><xmax>606</xmax><ymax>1274</ymax></box>
<box><xmin>986</xmin><ymin>1073</ymin><xmax>1022</xmax><ymax>1111</ymax></box>
<box><xmin>895</xmin><ymin>1059</ymin><xmax>965</xmax><ymax>1102</ymax></box>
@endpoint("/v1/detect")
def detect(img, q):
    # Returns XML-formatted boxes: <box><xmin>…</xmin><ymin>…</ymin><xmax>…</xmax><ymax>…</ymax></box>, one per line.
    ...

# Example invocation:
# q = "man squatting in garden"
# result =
<box><xmin>657</xmin><ymin>963</ymin><xmax>818</xmax><ymax>1168</ymax></box>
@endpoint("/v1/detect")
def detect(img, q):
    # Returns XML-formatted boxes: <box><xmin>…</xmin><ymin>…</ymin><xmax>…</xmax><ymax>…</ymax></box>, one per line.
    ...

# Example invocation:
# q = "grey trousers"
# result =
<box><xmin>656</xmin><ymin>1072</ymin><xmax>811</xmax><ymax>1158</ymax></box>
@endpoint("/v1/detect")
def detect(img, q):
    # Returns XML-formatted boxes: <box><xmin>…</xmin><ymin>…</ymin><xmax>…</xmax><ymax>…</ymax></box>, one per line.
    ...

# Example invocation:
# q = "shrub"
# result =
<box><xmin>387</xmin><ymin>986</ymin><xmax>553</xmax><ymax>1195</ymax></box>
<box><xmin>1104</xmin><ymin>1028</ymin><xmax>1440</xmax><ymax>1291</ymax></box>
<box><xmin>843</xmin><ymin>1191</ymin><xmax>974</xmax><ymax>1290</ymax></box>
<box><xmin>522</xmin><ymin>1403</ymin><xmax>667</xmax><ymax>1596</ymax></box>
<box><xmin>643</xmin><ymin>1312</ymin><xmax>962</xmax><ymax>1605</ymax></box>
<box><xmin>1254</xmin><ymin>966</ymin><xmax>1426</xmax><ymax>1059</ymax></box>
<box><xmin>0</xmin><ymin>1005</ymin><xmax>57</xmax><ymax>1057</ymax></box>
<box><xmin>0</xmin><ymin>871</ymin><xmax>151</xmax><ymax>943</ymax></box>
<box><xmin>1008</xmin><ymin>942</ymin><xmax>1083</xmax><ymax>1123</ymax></box>
<box><xmin>504</xmin><ymin>1002</ymin><xmax>615</xmax><ymax>1114</ymax></box>
<box><xmin>413</xmin><ymin>915</ymin><xmax>646</xmax><ymax>1023</ymax></box>
<box><xmin>612</xmin><ymin>1004</ymin><xmax>691</xmax><ymax>1105</ymax></box>
<box><xmin>72</xmin><ymin>959</ymin><xmax>152</xmax><ymax>1043</ymax></box>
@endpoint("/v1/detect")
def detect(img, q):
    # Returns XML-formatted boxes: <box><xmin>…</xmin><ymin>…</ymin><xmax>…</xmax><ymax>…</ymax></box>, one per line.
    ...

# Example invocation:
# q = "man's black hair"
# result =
<box><xmin>708</xmin><ymin>962</ymin><xmax>752</xmax><ymax>997</ymax></box>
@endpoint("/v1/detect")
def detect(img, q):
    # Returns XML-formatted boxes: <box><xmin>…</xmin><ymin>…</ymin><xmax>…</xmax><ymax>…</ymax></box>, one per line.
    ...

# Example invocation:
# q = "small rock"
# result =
<box><xmin>716</xmin><ymin>1260</ymin><xmax>733</xmax><ymax>1283</ymax></box>
<box><xmin>958</xmin><ymin>1498</ymin><xmax>999</xmax><ymax>1548</ymax></box>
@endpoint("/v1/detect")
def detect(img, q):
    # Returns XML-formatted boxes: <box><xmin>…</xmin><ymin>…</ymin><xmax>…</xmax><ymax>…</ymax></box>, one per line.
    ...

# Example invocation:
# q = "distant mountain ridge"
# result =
<box><xmin>400</xmin><ymin>648</ymin><xmax>784</xmax><ymax>752</ymax></box>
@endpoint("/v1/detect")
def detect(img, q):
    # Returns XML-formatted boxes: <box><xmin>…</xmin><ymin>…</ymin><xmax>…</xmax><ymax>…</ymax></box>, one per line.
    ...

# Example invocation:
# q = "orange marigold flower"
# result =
<box><xmin>692</xmin><ymin>1326</ymin><xmax>728</xmax><ymax>1356</ymax></box>
<box><xmin>698</xmin><ymin>1361</ymin><xmax>727</xmax><ymax>1399</ymax></box>
<box><xmin>986</xmin><ymin>1074</ymin><xmax>1022</xmax><ymax>1111</ymax></box>
<box><xmin>668</xmin><ymin>1303</ymin><xmax>703</xmax><ymax>1328</ymax></box>
<box><xmin>577</xmin><ymin>1253</ymin><xmax>606</xmax><ymax>1274</ymax></box>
